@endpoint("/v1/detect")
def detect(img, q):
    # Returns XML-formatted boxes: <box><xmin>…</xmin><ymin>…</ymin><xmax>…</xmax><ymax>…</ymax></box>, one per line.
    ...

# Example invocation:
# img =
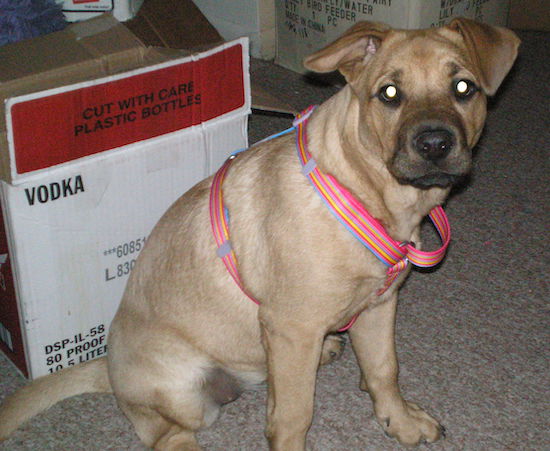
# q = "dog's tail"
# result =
<box><xmin>0</xmin><ymin>357</ymin><xmax>111</xmax><ymax>440</ymax></box>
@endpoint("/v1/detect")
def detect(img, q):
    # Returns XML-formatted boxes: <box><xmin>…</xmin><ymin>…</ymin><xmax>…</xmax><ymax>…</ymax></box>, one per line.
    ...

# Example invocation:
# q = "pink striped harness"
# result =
<box><xmin>209</xmin><ymin>106</ymin><xmax>451</xmax><ymax>331</ymax></box>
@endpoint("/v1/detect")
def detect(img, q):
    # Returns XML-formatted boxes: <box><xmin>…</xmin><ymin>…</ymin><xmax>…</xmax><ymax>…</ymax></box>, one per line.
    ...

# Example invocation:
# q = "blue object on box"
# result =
<box><xmin>0</xmin><ymin>0</ymin><xmax>68</xmax><ymax>46</ymax></box>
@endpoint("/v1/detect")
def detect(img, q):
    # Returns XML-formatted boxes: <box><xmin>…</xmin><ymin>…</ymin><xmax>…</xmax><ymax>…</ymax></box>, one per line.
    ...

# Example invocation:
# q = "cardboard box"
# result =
<box><xmin>193</xmin><ymin>0</ymin><xmax>276</xmax><ymax>59</ymax></box>
<box><xmin>0</xmin><ymin>14</ymin><xmax>250</xmax><ymax>378</ymax></box>
<box><xmin>57</xmin><ymin>0</ymin><xmax>145</xmax><ymax>22</ymax></box>
<box><xmin>276</xmin><ymin>0</ymin><xmax>511</xmax><ymax>73</ymax></box>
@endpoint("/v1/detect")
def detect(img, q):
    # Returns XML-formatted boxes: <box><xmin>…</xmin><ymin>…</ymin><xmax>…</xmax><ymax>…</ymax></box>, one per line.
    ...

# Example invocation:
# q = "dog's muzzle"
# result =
<box><xmin>390</xmin><ymin>117</ymin><xmax>472</xmax><ymax>189</ymax></box>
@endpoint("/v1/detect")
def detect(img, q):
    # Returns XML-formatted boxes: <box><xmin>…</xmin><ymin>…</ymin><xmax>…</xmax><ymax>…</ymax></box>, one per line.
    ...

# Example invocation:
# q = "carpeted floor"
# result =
<box><xmin>0</xmin><ymin>30</ymin><xmax>548</xmax><ymax>451</ymax></box>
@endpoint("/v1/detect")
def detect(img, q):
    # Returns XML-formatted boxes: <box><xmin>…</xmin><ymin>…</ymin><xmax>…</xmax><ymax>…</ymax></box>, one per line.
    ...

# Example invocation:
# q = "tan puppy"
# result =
<box><xmin>0</xmin><ymin>18</ymin><xmax>519</xmax><ymax>450</ymax></box>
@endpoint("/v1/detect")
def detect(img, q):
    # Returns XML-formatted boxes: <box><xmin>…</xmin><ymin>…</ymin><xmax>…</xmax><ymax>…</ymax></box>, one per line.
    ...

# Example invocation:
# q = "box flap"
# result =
<box><xmin>126</xmin><ymin>0</ymin><xmax>224</xmax><ymax>50</ymax></box>
<box><xmin>0</xmin><ymin>15</ymin><xmax>144</xmax><ymax>86</ymax></box>
<box><xmin>127</xmin><ymin>0</ymin><xmax>294</xmax><ymax>115</ymax></box>
<box><xmin>0</xmin><ymin>1</ymin><xmax>285</xmax><ymax>183</ymax></box>
<box><xmin>251</xmin><ymin>85</ymin><xmax>297</xmax><ymax>116</ymax></box>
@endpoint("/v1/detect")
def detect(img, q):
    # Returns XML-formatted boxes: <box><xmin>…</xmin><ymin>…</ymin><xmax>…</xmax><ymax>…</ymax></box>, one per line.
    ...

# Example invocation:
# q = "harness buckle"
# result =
<box><xmin>400</xmin><ymin>240</ymin><xmax>416</xmax><ymax>248</ymax></box>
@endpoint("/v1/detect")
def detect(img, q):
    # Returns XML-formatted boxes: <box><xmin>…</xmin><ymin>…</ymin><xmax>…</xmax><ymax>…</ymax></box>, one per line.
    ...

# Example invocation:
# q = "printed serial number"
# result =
<box><xmin>105</xmin><ymin>259</ymin><xmax>136</xmax><ymax>281</ymax></box>
<box><xmin>103</xmin><ymin>236</ymin><xmax>146</xmax><ymax>258</ymax></box>
<box><xmin>103</xmin><ymin>236</ymin><xmax>146</xmax><ymax>282</ymax></box>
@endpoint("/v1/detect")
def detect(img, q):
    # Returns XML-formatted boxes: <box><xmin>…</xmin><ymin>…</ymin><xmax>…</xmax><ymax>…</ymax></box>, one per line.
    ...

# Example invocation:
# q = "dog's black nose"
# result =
<box><xmin>413</xmin><ymin>129</ymin><xmax>454</xmax><ymax>161</ymax></box>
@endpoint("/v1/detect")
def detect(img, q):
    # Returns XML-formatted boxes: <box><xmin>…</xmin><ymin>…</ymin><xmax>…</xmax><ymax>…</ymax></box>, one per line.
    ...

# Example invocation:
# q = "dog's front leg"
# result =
<box><xmin>349</xmin><ymin>295</ymin><xmax>444</xmax><ymax>446</ymax></box>
<box><xmin>261</xmin><ymin>317</ymin><xmax>324</xmax><ymax>451</ymax></box>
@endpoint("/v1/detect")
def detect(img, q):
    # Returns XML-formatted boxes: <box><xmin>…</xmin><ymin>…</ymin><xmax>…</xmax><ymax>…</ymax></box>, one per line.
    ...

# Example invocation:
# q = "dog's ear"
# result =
<box><xmin>303</xmin><ymin>21</ymin><xmax>391</xmax><ymax>82</ymax></box>
<box><xmin>448</xmin><ymin>18</ymin><xmax>520</xmax><ymax>96</ymax></box>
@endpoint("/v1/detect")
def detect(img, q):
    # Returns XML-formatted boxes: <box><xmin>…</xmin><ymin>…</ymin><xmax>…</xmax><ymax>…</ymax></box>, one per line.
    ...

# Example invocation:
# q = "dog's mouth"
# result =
<box><xmin>390</xmin><ymin>158</ymin><xmax>470</xmax><ymax>189</ymax></box>
<box><xmin>398</xmin><ymin>171</ymin><xmax>465</xmax><ymax>189</ymax></box>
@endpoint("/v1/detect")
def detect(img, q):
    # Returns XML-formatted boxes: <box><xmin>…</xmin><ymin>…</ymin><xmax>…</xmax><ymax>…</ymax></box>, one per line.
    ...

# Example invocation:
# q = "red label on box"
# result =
<box><xmin>9</xmin><ymin>43</ymin><xmax>245</xmax><ymax>176</ymax></box>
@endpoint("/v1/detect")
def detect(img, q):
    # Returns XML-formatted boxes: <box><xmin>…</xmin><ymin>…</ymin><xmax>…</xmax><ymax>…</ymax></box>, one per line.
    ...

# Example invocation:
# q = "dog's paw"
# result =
<box><xmin>378</xmin><ymin>401</ymin><xmax>444</xmax><ymax>446</ymax></box>
<box><xmin>320</xmin><ymin>334</ymin><xmax>346</xmax><ymax>365</ymax></box>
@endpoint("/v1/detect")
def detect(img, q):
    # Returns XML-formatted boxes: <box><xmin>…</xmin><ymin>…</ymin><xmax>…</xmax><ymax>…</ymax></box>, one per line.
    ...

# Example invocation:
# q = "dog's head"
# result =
<box><xmin>304</xmin><ymin>19</ymin><xmax>520</xmax><ymax>189</ymax></box>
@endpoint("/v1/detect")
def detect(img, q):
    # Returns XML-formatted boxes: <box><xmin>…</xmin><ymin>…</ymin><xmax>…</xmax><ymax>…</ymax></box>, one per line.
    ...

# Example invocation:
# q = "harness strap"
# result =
<box><xmin>209</xmin><ymin>156</ymin><xmax>260</xmax><ymax>305</ymax></box>
<box><xmin>294</xmin><ymin>106</ymin><xmax>451</xmax><ymax>295</ymax></box>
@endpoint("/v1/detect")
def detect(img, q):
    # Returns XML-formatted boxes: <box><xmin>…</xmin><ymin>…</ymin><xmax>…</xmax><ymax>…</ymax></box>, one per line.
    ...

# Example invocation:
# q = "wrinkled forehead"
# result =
<box><xmin>370</xmin><ymin>29</ymin><xmax>475</xmax><ymax>85</ymax></box>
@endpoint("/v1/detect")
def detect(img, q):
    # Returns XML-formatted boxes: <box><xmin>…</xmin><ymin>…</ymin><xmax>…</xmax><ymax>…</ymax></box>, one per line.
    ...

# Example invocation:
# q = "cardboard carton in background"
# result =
<box><xmin>193</xmin><ymin>0</ymin><xmax>276</xmax><ymax>59</ymax></box>
<box><xmin>0</xmin><ymin>14</ymin><xmax>251</xmax><ymax>379</ymax></box>
<box><xmin>276</xmin><ymin>0</ymin><xmax>511</xmax><ymax>73</ymax></box>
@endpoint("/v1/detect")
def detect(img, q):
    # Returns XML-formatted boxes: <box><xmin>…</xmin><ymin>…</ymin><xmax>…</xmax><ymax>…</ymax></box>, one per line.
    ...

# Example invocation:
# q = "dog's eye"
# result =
<box><xmin>378</xmin><ymin>84</ymin><xmax>401</xmax><ymax>105</ymax></box>
<box><xmin>453</xmin><ymin>79</ymin><xmax>477</xmax><ymax>100</ymax></box>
